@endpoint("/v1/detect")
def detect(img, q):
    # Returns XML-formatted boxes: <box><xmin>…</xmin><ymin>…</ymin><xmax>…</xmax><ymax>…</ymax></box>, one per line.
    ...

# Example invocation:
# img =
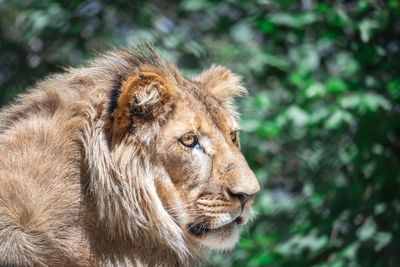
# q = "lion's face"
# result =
<box><xmin>153</xmin><ymin>68</ymin><xmax>260</xmax><ymax>250</ymax></box>
<box><xmin>109</xmin><ymin>63</ymin><xmax>259</xmax><ymax>250</ymax></box>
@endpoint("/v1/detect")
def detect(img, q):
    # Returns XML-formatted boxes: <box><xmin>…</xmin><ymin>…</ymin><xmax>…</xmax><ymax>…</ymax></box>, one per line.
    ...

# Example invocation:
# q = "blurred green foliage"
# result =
<box><xmin>1</xmin><ymin>0</ymin><xmax>400</xmax><ymax>266</ymax></box>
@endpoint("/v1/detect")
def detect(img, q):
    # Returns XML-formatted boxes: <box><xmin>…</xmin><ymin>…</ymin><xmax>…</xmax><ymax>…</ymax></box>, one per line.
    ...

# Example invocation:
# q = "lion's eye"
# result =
<box><xmin>230</xmin><ymin>131</ymin><xmax>238</xmax><ymax>144</ymax></box>
<box><xmin>179</xmin><ymin>133</ymin><xmax>198</xmax><ymax>148</ymax></box>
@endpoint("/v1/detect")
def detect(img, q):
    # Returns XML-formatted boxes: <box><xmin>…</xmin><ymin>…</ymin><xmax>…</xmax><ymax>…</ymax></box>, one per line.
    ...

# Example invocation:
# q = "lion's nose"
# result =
<box><xmin>227</xmin><ymin>188</ymin><xmax>255</xmax><ymax>206</ymax></box>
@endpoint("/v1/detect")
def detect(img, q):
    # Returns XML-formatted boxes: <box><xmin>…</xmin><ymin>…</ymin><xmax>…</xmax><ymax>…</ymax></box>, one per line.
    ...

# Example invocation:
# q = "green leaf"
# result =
<box><xmin>356</xmin><ymin>217</ymin><xmax>377</xmax><ymax>241</ymax></box>
<box><xmin>268</xmin><ymin>12</ymin><xmax>317</xmax><ymax>28</ymax></box>
<box><xmin>252</xmin><ymin>93</ymin><xmax>272</xmax><ymax>109</ymax></box>
<box><xmin>324</xmin><ymin>109</ymin><xmax>353</xmax><ymax>129</ymax></box>
<box><xmin>304</xmin><ymin>82</ymin><xmax>325</xmax><ymax>99</ymax></box>
<box><xmin>237</xmin><ymin>238</ymin><xmax>254</xmax><ymax>249</ymax></box>
<box><xmin>388</xmin><ymin>79</ymin><xmax>400</xmax><ymax>99</ymax></box>
<box><xmin>286</xmin><ymin>105</ymin><xmax>308</xmax><ymax>127</ymax></box>
<box><xmin>342</xmin><ymin>241</ymin><xmax>360</xmax><ymax>259</ymax></box>
<box><xmin>341</xmin><ymin>93</ymin><xmax>391</xmax><ymax>113</ymax></box>
<box><xmin>329</xmin><ymin>52</ymin><xmax>360</xmax><ymax>78</ymax></box>
<box><xmin>260</xmin><ymin>52</ymin><xmax>290</xmax><ymax>70</ymax></box>
<box><xmin>256</xmin><ymin>121</ymin><xmax>281</xmax><ymax>138</ymax></box>
<box><xmin>257</xmin><ymin>19</ymin><xmax>276</xmax><ymax>34</ymax></box>
<box><xmin>374</xmin><ymin>232</ymin><xmax>392</xmax><ymax>251</ymax></box>
<box><xmin>180</xmin><ymin>0</ymin><xmax>215</xmax><ymax>11</ymax></box>
<box><xmin>359</xmin><ymin>19</ymin><xmax>379</xmax><ymax>42</ymax></box>
<box><xmin>289</xmin><ymin>44</ymin><xmax>320</xmax><ymax>73</ymax></box>
<box><xmin>231</xmin><ymin>22</ymin><xmax>254</xmax><ymax>44</ymax></box>
<box><xmin>249</xmin><ymin>253</ymin><xmax>281</xmax><ymax>266</ymax></box>
<box><xmin>326</xmin><ymin>78</ymin><xmax>348</xmax><ymax>94</ymax></box>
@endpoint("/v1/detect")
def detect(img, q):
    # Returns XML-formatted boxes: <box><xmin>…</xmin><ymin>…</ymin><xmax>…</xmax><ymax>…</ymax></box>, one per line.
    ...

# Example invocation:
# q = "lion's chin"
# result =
<box><xmin>189</xmin><ymin>222</ymin><xmax>240</xmax><ymax>250</ymax></box>
<box><xmin>200</xmin><ymin>224</ymin><xmax>239</xmax><ymax>249</ymax></box>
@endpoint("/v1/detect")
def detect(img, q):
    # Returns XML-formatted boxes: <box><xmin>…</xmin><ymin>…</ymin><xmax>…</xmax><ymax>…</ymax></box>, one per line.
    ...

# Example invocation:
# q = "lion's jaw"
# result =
<box><xmin>154</xmin><ymin>80</ymin><xmax>260</xmax><ymax>250</ymax></box>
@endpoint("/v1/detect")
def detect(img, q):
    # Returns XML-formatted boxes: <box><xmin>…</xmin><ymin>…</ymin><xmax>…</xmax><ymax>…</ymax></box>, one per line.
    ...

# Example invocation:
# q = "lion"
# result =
<box><xmin>0</xmin><ymin>45</ymin><xmax>259</xmax><ymax>266</ymax></box>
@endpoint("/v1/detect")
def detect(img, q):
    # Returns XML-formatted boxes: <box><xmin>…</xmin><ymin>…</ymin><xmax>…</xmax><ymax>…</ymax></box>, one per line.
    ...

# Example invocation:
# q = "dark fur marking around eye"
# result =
<box><xmin>108</xmin><ymin>75</ymin><xmax>123</xmax><ymax>119</ymax></box>
<box><xmin>194</xmin><ymin>143</ymin><xmax>205</xmax><ymax>153</ymax></box>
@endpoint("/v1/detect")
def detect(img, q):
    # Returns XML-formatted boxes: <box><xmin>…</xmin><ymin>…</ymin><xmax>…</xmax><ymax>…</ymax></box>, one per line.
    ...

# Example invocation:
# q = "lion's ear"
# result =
<box><xmin>195</xmin><ymin>65</ymin><xmax>247</xmax><ymax>107</ymax></box>
<box><xmin>110</xmin><ymin>72</ymin><xmax>175</xmax><ymax>141</ymax></box>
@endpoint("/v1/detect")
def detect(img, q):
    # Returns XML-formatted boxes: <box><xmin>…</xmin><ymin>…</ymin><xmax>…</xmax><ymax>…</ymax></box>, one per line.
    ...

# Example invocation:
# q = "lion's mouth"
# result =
<box><xmin>188</xmin><ymin>216</ymin><xmax>243</xmax><ymax>237</ymax></box>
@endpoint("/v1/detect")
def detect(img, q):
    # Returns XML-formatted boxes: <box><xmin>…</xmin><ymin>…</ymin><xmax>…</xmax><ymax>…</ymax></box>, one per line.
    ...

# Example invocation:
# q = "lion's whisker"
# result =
<box><xmin>166</xmin><ymin>202</ymin><xmax>196</xmax><ymax>211</ymax></box>
<box><xmin>165</xmin><ymin>199</ymin><xmax>197</xmax><ymax>208</ymax></box>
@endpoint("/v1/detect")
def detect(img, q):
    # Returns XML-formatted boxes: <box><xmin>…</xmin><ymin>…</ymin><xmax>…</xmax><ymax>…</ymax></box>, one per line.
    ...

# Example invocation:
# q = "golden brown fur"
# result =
<box><xmin>0</xmin><ymin>45</ymin><xmax>259</xmax><ymax>266</ymax></box>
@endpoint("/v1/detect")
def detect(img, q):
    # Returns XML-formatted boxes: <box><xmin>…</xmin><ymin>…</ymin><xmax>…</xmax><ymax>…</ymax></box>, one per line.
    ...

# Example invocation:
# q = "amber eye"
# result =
<box><xmin>230</xmin><ymin>130</ymin><xmax>238</xmax><ymax>144</ymax></box>
<box><xmin>179</xmin><ymin>133</ymin><xmax>198</xmax><ymax>148</ymax></box>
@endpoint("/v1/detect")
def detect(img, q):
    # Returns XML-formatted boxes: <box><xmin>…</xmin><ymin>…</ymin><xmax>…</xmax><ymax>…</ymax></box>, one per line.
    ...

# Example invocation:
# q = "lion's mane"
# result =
<box><xmin>0</xmin><ymin>46</ymin><xmax>198</xmax><ymax>266</ymax></box>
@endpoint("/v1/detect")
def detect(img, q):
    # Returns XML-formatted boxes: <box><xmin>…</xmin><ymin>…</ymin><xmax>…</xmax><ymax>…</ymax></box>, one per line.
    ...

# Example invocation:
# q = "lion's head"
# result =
<box><xmin>155</xmin><ymin>67</ymin><xmax>260</xmax><ymax>249</ymax></box>
<box><xmin>80</xmin><ymin>46</ymin><xmax>259</xmax><ymax>264</ymax></box>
